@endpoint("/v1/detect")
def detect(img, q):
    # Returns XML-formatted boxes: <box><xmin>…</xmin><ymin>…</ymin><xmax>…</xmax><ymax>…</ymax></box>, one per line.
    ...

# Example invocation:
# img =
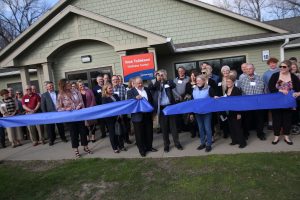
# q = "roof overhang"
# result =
<box><xmin>175</xmin><ymin>33</ymin><xmax>300</xmax><ymax>53</ymax></box>
<box><xmin>0</xmin><ymin>5</ymin><xmax>168</xmax><ymax>68</ymax></box>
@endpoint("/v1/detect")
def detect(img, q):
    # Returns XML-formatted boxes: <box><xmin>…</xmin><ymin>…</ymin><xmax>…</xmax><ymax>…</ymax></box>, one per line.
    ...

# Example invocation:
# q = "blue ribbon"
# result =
<box><xmin>0</xmin><ymin>98</ymin><xmax>153</xmax><ymax>128</ymax></box>
<box><xmin>163</xmin><ymin>92</ymin><xmax>297</xmax><ymax>115</ymax></box>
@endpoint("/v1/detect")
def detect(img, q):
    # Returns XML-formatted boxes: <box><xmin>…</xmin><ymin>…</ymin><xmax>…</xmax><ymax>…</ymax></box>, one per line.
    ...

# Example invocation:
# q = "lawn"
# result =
<box><xmin>0</xmin><ymin>152</ymin><xmax>299</xmax><ymax>200</ymax></box>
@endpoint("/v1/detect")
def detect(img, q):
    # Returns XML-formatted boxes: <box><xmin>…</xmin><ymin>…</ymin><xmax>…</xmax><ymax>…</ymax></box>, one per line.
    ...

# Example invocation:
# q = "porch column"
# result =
<box><xmin>20</xmin><ymin>67</ymin><xmax>30</xmax><ymax>93</ymax></box>
<box><xmin>41</xmin><ymin>62</ymin><xmax>54</xmax><ymax>83</ymax></box>
<box><xmin>148</xmin><ymin>47</ymin><xmax>158</xmax><ymax>71</ymax></box>
<box><xmin>117</xmin><ymin>51</ymin><xmax>126</xmax><ymax>80</ymax></box>
<box><xmin>36</xmin><ymin>66</ymin><xmax>45</xmax><ymax>93</ymax></box>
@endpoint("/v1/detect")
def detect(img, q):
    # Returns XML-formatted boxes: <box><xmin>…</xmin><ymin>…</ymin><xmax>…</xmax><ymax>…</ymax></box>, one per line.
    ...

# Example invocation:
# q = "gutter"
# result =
<box><xmin>280</xmin><ymin>38</ymin><xmax>289</xmax><ymax>61</ymax></box>
<box><xmin>175</xmin><ymin>33</ymin><xmax>300</xmax><ymax>53</ymax></box>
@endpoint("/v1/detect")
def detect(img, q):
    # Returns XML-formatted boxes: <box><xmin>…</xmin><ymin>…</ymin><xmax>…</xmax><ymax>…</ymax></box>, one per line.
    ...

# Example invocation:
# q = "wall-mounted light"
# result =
<box><xmin>81</xmin><ymin>55</ymin><xmax>92</xmax><ymax>63</ymax></box>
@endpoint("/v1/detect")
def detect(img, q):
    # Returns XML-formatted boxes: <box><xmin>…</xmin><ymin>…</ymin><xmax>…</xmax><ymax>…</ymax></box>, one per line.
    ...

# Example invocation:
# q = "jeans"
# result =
<box><xmin>195</xmin><ymin>113</ymin><xmax>212</xmax><ymax>146</ymax></box>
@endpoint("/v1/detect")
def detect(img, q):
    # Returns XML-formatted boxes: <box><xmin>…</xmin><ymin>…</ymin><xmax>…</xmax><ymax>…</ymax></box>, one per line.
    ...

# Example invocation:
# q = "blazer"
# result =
<box><xmin>225</xmin><ymin>86</ymin><xmax>242</xmax><ymax>117</ymax></box>
<box><xmin>81</xmin><ymin>88</ymin><xmax>96</xmax><ymax>108</ymax></box>
<box><xmin>102</xmin><ymin>94</ymin><xmax>120</xmax><ymax>123</ymax></box>
<box><xmin>268</xmin><ymin>72</ymin><xmax>300</xmax><ymax>93</ymax></box>
<box><xmin>41</xmin><ymin>91</ymin><xmax>58</xmax><ymax>112</ymax></box>
<box><xmin>127</xmin><ymin>87</ymin><xmax>153</xmax><ymax>122</ymax></box>
<box><xmin>148</xmin><ymin>79</ymin><xmax>176</xmax><ymax>110</ymax></box>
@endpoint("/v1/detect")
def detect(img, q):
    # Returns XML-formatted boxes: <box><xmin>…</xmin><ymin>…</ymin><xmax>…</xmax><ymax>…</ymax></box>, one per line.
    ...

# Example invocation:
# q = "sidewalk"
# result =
<box><xmin>0</xmin><ymin>129</ymin><xmax>299</xmax><ymax>161</ymax></box>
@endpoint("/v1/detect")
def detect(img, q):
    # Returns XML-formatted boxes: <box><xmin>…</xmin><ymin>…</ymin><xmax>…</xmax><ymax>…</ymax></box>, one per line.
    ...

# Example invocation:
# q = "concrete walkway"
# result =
<box><xmin>0</xmin><ymin>129</ymin><xmax>299</xmax><ymax>160</ymax></box>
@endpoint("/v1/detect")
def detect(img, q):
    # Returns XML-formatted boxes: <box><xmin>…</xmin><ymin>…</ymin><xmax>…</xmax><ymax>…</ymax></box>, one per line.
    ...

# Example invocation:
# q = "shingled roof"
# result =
<box><xmin>265</xmin><ymin>16</ymin><xmax>300</xmax><ymax>33</ymax></box>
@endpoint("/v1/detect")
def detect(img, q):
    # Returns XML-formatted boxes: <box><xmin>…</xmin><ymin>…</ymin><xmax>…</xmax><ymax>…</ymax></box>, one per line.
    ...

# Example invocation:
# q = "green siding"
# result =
<box><xmin>52</xmin><ymin>40</ymin><xmax>120</xmax><ymax>82</ymax></box>
<box><xmin>16</xmin><ymin>14</ymin><xmax>147</xmax><ymax>66</ymax></box>
<box><xmin>285</xmin><ymin>48</ymin><xmax>300</xmax><ymax>61</ymax></box>
<box><xmin>158</xmin><ymin>42</ymin><xmax>281</xmax><ymax>78</ymax></box>
<box><xmin>0</xmin><ymin>74</ymin><xmax>38</xmax><ymax>92</ymax></box>
<box><xmin>72</xmin><ymin>0</ymin><xmax>270</xmax><ymax>44</ymax></box>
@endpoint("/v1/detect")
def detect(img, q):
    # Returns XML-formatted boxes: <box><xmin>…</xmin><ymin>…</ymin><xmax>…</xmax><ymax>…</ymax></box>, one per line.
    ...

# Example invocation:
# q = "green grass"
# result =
<box><xmin>0</xmin><ymin>152</ymin><xmax>299</xmax><ymax>200</ymax></box>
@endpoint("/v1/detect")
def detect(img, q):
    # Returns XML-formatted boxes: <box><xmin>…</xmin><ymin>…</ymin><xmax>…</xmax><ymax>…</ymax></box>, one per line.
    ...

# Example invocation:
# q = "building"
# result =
<box><xmin>0</xmin><ymin>0</ymin><xmax>300</xmax><ymax>92</ymax></box>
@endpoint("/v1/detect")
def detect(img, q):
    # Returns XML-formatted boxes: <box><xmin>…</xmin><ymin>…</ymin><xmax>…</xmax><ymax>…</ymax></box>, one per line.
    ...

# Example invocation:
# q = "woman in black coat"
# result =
<box><xmin>102</xmin><ymin>83</ymin><xmax>126</xmax><ymax>153</ymax></box>
<box><xmin>268</xmin><ymin>60</ymin><xmax>300</xmax><ymax>145</ymax></box>
<box><xmin>225</xmin><ymin>75</ymin><xmax>247</xmax><ymax>148</ymax></box>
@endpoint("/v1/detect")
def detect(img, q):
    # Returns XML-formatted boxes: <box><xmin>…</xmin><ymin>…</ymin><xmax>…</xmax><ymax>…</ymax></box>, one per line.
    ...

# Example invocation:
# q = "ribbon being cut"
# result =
<box><xmin>163</xmin><ymin>92</ymin><xmax>297</xmax><ymax>115</ymax></box>
<box><xmin>0</xmin><ymin>98</ymin><xmax>153</xmax><ymax>128</ymax></box>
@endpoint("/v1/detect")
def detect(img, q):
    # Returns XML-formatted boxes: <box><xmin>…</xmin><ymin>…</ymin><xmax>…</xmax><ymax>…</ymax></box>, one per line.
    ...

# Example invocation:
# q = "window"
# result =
<box><xmin>7</xmin><ymin>80</ymin><xmax>40</xmax><ymax>93</ymax></box>
<box><xmin>65</xmin><ymin>66</ymin><xmax>112</xmax><ymax>88</ymax></box>
<box><xmin>174</xmin><ymin>56</ymin><xmax>246</xmax><ymax>78</ymax></box>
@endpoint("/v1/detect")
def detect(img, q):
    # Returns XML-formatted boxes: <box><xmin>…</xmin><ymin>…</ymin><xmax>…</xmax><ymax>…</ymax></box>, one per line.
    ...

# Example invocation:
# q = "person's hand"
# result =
<box><xmin>279</xmin><ymin>89</ymin><xmax>289</xmax><ymax>95</ymax></box>
<box><xmin>214</xmin><ymin>96</ymin><xmax>220</xmax><ymax>99</ymax></box>
<box><xmin>75</xmin><ymin>105</ymin><xmax>81</xmax><ymax>110</ymax></box>
<box><xmin>65</xmin><ymin>107</ymin><xmax>72</xmax><ymax>111</ymax></box>
<box><xmin>189</xmin><ymin>114</ymin><xmax>194</xmax><ymax>121</ymax></box>
<box><xmin>293</xmin><ymin>92</ymin><xmax>300</xmax><ymax>98</ymax></box>
<box><xmin>237</xmin><ymin>114</ymin><xmax>241</xmax><ymax>120</ymax></box>
<box><xmin>136</xmin><ymin>95</ymin><xmax>143</xmax><ymax>100</ymax></box>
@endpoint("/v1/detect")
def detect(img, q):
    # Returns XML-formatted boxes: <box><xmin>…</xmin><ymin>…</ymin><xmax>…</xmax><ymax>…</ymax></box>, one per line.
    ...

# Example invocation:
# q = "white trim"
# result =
<box><xmin>180</xmin><ymin>0</ymin><xmax>288</xmax><ymax>34</ymax></box>
<box><xmin>0</xmin><ymin>69</ymin><xmax>37</xmax><ymax>77</ymax></box>
<box><xmin>285</xmin><ymin>43</ymin><xmax>300</xmax><ymax>49</ymax></box>
<box><xmin>175</xmin><ymin>33</ymin><xmax>300</xmax><ymax>52</ymax></box>
<box><xmin>280</xmin><ymin>38</ymin><xmax>289</xmax><ymax>61</ymax></box>
<box><xmin>0</xmin><ymin>5</ymin><xmax>167</xmax><ymax>68</ymax></box>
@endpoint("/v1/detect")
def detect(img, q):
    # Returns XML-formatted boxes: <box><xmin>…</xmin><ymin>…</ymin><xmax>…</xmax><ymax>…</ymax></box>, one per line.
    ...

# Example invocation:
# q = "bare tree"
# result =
<box><xmin>0</xmin><ymin>0</ymin><xmax>50</xmax><ymax>49</ymax></box>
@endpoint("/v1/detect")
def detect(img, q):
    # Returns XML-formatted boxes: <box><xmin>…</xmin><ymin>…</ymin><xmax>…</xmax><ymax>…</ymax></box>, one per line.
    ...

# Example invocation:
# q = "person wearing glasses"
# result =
<box><xmin>269</xmin><ymin>60</ymin><xmax>300</xmax><ymax>145</ymax></box>
<box><xmin>149</xmin><ymin>69</ymin><xmax>183</xmax><ymax>152</ymax></box>
<box><xmin>240</xmin><ymin>64</ymin><xmax>266</xmax><ymax>141</ymax></box>
<box><xmin>22</xmin><ymin>85</ymin><xmax>45</xmax><ymax>146</ymax></box>
<box><xmin>57</xmin><ymin>79</ymin><xmax>92</xmax><ymax>158</ymax></box>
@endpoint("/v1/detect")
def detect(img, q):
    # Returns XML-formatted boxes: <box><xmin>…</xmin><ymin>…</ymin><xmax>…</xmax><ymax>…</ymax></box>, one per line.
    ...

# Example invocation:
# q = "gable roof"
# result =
<box><xmin>0</xmin><ymin>5</ymin><xmax>168</xmax><ymax>67</ymax></box>
<box><xmin>265</xmin><ymin>16</ymin><xmax>300</xmax><ymax>33</ymax></box>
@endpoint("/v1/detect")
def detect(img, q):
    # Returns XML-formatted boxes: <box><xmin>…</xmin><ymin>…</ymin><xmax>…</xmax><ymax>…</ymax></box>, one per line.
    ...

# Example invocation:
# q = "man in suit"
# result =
<box><xmin>127</xmin><ymin>77</ymin><xmax>157</xmax><ymax>157</ymax></box>
<box><xmin>41</xmin><ymin>81</ymin><xmax>67</xmax><ymax>146</ymax></box>
<box><xmin>149</xmin><ymin>69</ymin><xmax>183</xmax><ymax>153</ymax></box>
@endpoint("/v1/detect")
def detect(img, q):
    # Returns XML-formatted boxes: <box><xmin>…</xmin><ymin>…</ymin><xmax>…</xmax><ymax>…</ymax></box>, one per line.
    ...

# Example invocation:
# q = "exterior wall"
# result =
<box><xmin>72</xmin><ymin>0</ymin><xmax>270</xmax><ymax>44</ymax></box>
<box><xmin>16</xmin><ymin>14</ymin><xmax>147</xmax><ymax>66</ymax></box>
<box><xmin>158</xmin><ymin>42</ymin><xmax>282</xmax><ymax>78</ymax></box>
<box><xmin>52</xmin><ymin>40</ymin><xmax>120</xmax><ymax>82</ymax></box>
<box><xmin>0</xmin><ymin>74</ymin><xmax>38</xmax><ymax>92</ymax></box>
<box><xmin>285</xmin><ymin>48</ymin><xmax>300</xmax><ymax>61</ymax></box>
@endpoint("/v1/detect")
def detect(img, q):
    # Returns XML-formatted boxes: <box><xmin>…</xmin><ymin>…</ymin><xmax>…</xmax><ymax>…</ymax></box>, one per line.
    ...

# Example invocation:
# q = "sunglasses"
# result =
<box><xmin>201</xmin><ymin>72</ymin><xmax>207</xmax><ymax>74</ymax></box>
<box><xmin>26</xmin><ymin>88</ymin><xmax>32</xmax><ymax>90</ymax></box>
<box><xmin>279</xmin><ymin>65</ymin><xmax>288</xmax><ymax>69</ymax></box>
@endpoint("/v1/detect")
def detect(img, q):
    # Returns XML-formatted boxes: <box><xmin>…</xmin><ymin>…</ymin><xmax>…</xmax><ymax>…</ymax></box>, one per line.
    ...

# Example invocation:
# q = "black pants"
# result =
<box><xmin>68</xmin><ymin>121</ymin><xmax>88</xmax><ymax>148</ymax></box>
<box><xmin>244</xmin><ymin>110</ymin><xmax>265</xmax><ymax>137</ymax></box>
<box><xmin>159</xmin><ymin>110</ymin><xmax>179</xmax><ymax>147</ymax></box>
<box><xmin>228</xmin><ymin>114</ymin><xmax>246</xmax><ymax>145</ymax></box>
<box><xmin>98</xmin><ymin>118</ymin><xmax>107</xmax><ymax>137</ymax></box>
<box><xmin>122</xmin><ymin>115</ymin><xmax>131</xmax><ymax>141</ymax></box>
<box><xmin>106</xmin><ymin>119</ymin><xmax>124</xmax><ymax>150</ymax></box>
<box><xmin>0</xmin><ymin>127</ymin><xmax>5</xmax><ymax>147</ymax></box>
<box><xmin>133</xmin><ymin>114</ymin><xmax>153</xmax><ymax>154</ymax></box>
<box><xmin>272</xmin><ymin>109</ymin><xmax>293</xmax><ymax>136</ymax></box>
<box><xmin>218</xmin><ymin>112</ymin><xmax>230</xmax><ymax>138</ymax></box>
<box><xmin>46</xmin><ymin>123</ymin><xmax>66</xmax><ymax>143</ymax></box>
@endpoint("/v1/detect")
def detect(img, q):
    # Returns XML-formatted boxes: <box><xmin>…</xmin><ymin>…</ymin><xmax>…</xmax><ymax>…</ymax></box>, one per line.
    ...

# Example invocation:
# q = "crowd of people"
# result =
<box><xmin>0</xmin><ymin>57</ymin><xmax>299</xmax><ymax>158</ymax></box>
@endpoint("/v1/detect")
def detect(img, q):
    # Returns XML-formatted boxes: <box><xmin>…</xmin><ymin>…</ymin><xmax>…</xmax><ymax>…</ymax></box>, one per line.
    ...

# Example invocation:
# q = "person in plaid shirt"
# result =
<box><xmin>239</xmin><ymin>63</ymin><xmax>266</xmax><ymax>141</ymax></box>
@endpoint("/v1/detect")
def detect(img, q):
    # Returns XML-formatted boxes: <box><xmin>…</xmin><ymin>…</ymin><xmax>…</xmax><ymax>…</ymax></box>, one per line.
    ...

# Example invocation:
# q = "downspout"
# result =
<box><xmin>280</xmin><ymin>38</ymin><xmax>289</xmax><ymax>61</ymax></box>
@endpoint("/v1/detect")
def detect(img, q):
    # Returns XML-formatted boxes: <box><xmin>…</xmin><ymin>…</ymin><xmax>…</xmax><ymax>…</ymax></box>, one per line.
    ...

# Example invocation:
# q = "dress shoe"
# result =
<box><xmin>175</xmin><ymin>144</ymin><xmax>183</xmax><ymax>150</ymax></box>
<box><xmin>197</xmin><ymin>144</ymin><xmax>206</xmax><ymax>150</ymax></box>
<box><xmin>140</xmin><ymin>152</ymin><xmax>146</xmax><ymax>157</ymax></box>
<box><xmin>284</xmin><ymin>138</ymin><xmax>293</xmax><ymax>145</ymax></box>
<box><xmin>239</xmin><ymin>143</ymin><xmax>247</xmax><ymax>148</ymax></box>
<box><xmin>258</xmin><ymin>134</ymin><xmax>266</xmax><ymax>141</ymax></box>
<box><xmin>230</xmin><ymin>142</ymin><xmax>237</xmax><ymax>146</ymax></box>
<box><xmin>62</xmin><ymin>139</ymin><xmax>68</xmax><ymax>143</ymax></box>
<box><xmin>114</xmin><ymin>149</ymin><xmax>120</xmax><ymax>153</ymax></box>
<box><xmin>125</xmin><ymin>140</ymin><xmax>133</xmax><ymax>144</ymax></box>
<box><xmin>49</xmin><ymin>142</ymin><xmax>54</xmax><ymax>146</ymax></box>
<box><xmin>205</xmin><ymin>146</ymin><xmax>212</xmax><ymax>152</ymax></box>
<box><xmin>33</xmin><ymin>142</ymin><xmax>38</xmax><ymax>146</ymax></box>
<box><xmin>164</xmin><ymin>146</ymin><xmax>169</xmax><ymax>153</ymax></box>
<box><xmin>120</xmin><ymin>147</ymin><xmax>127</xmax><ymax>151</ymax></box>
<box><xmin>148</xmin><ymin>148</ymin><xmax>158</xmax><ymax>152</ymax></box>
<box><xmin>272</xmin><ymin>139</ymin><xmax>280</xmax><ymax>145</ymax></box>
<box><xmin>91</xmin><ymin>139</ymin><xmax>96</xmax><ymax>143</ymax></box>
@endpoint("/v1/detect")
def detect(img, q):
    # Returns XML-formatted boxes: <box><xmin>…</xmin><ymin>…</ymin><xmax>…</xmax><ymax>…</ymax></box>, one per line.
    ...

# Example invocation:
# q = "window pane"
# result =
<box><xmin>221</xmin><ymin>56</ymin><xmax>246</xmax><ymax>76</ymax></box>
<box><xmin>199</xmin><ymin>59</ymin><xmax>221</xmax><ymax>75</ymax></box>
<box><xmin>67</xmin><ymin>73</ymin><xmax>88</xmax><ymax>82</ymax></box>
<box><xmin>174</xmin><ymin>62</ymin><xmax>197</xmax><ymax>77</ymax></box>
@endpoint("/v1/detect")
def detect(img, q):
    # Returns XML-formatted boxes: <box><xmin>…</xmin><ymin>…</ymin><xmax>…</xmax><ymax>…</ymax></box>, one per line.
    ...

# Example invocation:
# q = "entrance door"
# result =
<box><xmin>65</xmin><ymin>66</ymin><xmax>112</xmax><ymax>88</ymax></box>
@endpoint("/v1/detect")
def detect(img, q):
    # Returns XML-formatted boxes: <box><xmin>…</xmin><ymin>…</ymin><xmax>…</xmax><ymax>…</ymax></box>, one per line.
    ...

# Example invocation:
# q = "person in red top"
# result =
<box><xmin>22</xmin><ymin>85</ymin><xmax>45</xmax><ymax>146</ymax></box>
